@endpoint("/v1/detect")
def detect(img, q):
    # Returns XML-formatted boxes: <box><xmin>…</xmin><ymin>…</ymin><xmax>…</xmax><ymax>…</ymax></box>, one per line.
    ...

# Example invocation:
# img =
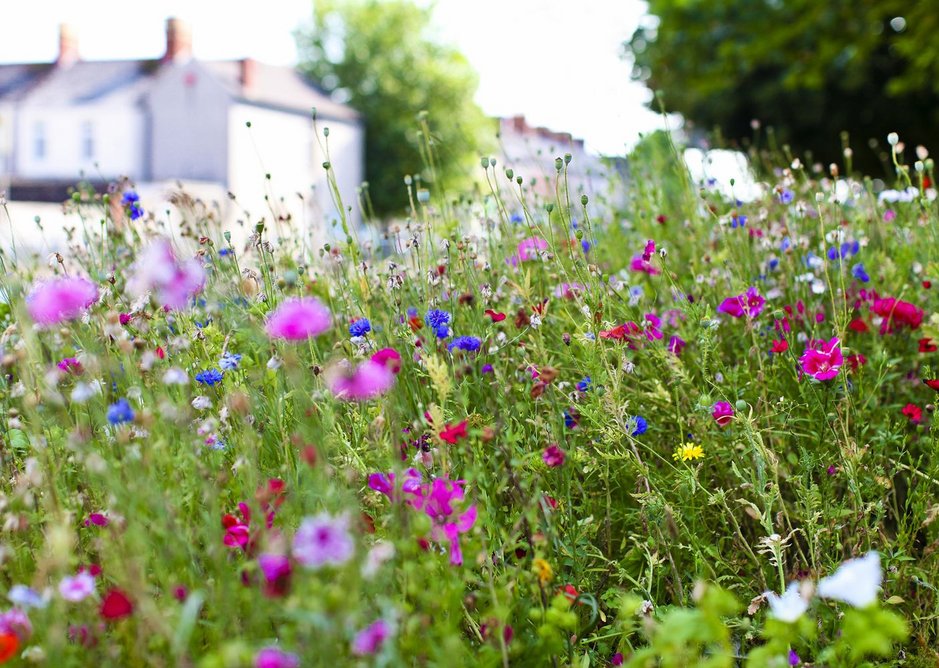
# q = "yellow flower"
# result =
<box><xmin>533</xmin><ymin>558</ymin><xmax>554</xmax><ymax>585</ymax></box>
<box><xmin>673</xmin><ymin>442</ymin><xmax>704</xmax><ymax>462</ymax></box>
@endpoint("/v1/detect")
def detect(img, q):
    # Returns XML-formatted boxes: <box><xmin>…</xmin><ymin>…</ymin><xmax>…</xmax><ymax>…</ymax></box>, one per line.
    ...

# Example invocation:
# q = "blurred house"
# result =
<box><xmin>0</xmin><ymin>18</ymin><xmax>363</xmax><ymax>239</ymax></box>
<box><xmin>497</xmin><ymin>115</ymin><xmax>615</xmax><ymax>205</ymax></box>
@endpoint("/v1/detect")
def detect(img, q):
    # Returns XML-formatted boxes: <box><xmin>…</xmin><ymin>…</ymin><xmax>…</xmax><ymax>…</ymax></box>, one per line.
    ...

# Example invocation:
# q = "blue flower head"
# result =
<box><xmin>576</xmin><ymin>376</ymin><xmax>591</xmax><ymax>392</ymax></box>
<box><xmin>851</xmin><ymin>263</ymin><xmax>870</xmax><ymax>283</ymax></box>
<box><xmin>447</xmin><ymin>336</ymin><xmax>481</xmax><ymax>353</ymax></box>
<box><xmin>195</xmin><ymin>368</ymin><xmax>224</xmax><ymax>386</ymax></box>
<box><xmin>731</xmin><ymin>214</ymin><xmax>747</xmax><ymax>229</ymax></box>
<box><xmin>510</xmin><ymin>213</ymin><xmax>524</xmax><ymax>224</ymax></box>
<box><xmin>121</xmin><ymin>190</ymin><xmax>144</xmax><ymax>220</ymax></box>
<box><xmin>778</xmin><ymin>189</ymin><xmax>794</xmax><ymax>205</ymax></box>
<box><xmin>564</xmin><ymin>409</ymin><xmax>579</xmax><ymax>429</ymax></box>
<box><xmin>349</xmin><ymin>318</ymin><xmax>371</xmax><ymax>337</ymax></box>
<box><xmin>434</xmin><ymin>325</ymin><xmax>450</xmax><ymax>339</ymax></box>
<box><xmin>426</xmin><ymin>309</ymin><xmax>451</xmax><ymax>338</ymax></box>
<box><xmin>219</xmin><ymin>352</ymin><xmax>242</xmax><ymax>371</ymax></box>
<box><xmin>581</xmin><ymin>239</ymin><xmax>591</xmax><ymax>254</ymax></box>
<box><xmin>631</xmin><ymin>415</ymin><xmax>648</xmax><ymax>436</ymax></box>
<box><xmin>107</xmin><ymin>398</ymin><xmax>135</xmax><ymax>426</ymax></box>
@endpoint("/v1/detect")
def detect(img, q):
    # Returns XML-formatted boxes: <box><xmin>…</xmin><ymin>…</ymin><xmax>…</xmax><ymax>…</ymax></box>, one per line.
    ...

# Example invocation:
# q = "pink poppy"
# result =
<box><xmin>717</xmin><ymin>287</ymin><xmax>765</xmax><ymax>319</ymax></box>
<box><xmin>26</xmin><ymin>276</ymin><xmax>99</xmax><ymax>325</ymax></box>
<box><xmin>507</xmin><ymin>237</ymin><xmax>548</xmax><ymax>266</ymax></box>
<box><xmin>799</xmin><ymin>337</ymin><xmax>843</xmax><ymax>381</ymax></box>
<box><xmin>127</xmin><ymin>239</ymin><xmax>205</xmax><ymax>310</ymax></box>
<box><xmin>265</xmin><ymin>298</ymin><xmax>332</xmax><ymax>341</ymax></box>
<box><xmin>712</xmin><ymin>401</ymin><xmax>734</xmax><ymax>426</ymax></box>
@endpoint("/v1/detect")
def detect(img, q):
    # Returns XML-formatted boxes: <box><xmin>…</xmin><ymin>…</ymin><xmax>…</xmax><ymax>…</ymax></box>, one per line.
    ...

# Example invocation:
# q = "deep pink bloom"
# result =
<box><xmin>712</xmin><ymin>401</ymin><xmax>734</xmax><ymax>426</ymax></box>
<box><xmin>84</xmin><ymin>513</ymin><xmax>109</xmax><ymax>527</ymax></box>
<box><xmin>255</xmin><ymin>647</ymin><xmax>300</xmax><ymax>668</ymax></box>
<box><xmin>258</xmin><ymin>553</ymin><xmax>292</xmax><ymax>598</ymax></box>
<box><xmin>265</xmin><ymin>298</ymin><xmax>332</xmax><ymax>341</ymax></box>
<box><xmin>222</xmin><ymin>502</ymin><xmax>252</xmax><ymax>550</ymax></box>
<box><xmin>326</xmin><ymin>359</ymin><xmax>394</xmax><ymax>401</ymax></box>
<box><xmin>127</xmin><ymin>239</ymin><xmax>205</xmax><ymax>310</ymax></box>
<box><xmin>542</xmin><ymin>444</ymin><xmax>566</xmax><ymax>467</ymax></box>
<box><xmin>717</xmin><ymin>287</ymin><xmax>765</xmax><ymax>319</ymax></box>
<box><xmin>351</xmin><ymin>619</ymin><xmax>391</xmax><ymax>656</ymax></box>
<box><xmin>26</xmin><ymin>276</ymin><xmax>99</xmax><ymax>325</ymax></box>
<box><xmin>439</xmin><ymin>420</ymin><xmax>468</xmax><ymax>444</ymax></box>
<box><xmin>406</xmin><ymin>477</ymin><xmax>477</xmax><ymax>566</ymax></box>
<box><xmin>0</xmin><ymin>608</ymin><xmax>32</xmax><ymax>641</ymax></box>
<box><xmin>57</xmin><ymin>357</ymin><xmax>83</xmax><ymax>374</ymax></box>
<box><xmin>902</xmin><ymin>403</ymin><xmax>923</xmax><ymax>424</ymax></box>
<box><xmin>642</xmin><ymin>240</ymin><xmax>655</xmax><ymax>262</ymax></box>
<box><xmin>799</xmin><ymin>337</ymin><xmax>843</xmax><ymax>381</ymax></box>
<box><xmin>871</xmin><ymin>297</ymin><xmax>924</xmax><ymax>333</ymax></box>
<box><xmin>629</xmin><ymin>256</ymin><xmax>660</xmax><ymax>275</ymax></box>
<box><xmin>371</xmin><ymin>347</ymin><xmax>402</xmax><ymax>373</ymax></box>
<box><xmin>59</xmin><ymin>571</ymin><xmax>96</xmax><ymax>602</ymax></box>
<box><xmin>368</xmin><ymin>468</ymin><xmax>422</xmax><ymax>501</ymax></box>
<box><xmin>667</xmin><ymin>335</ymin><xmax>686</xmax><ymax>355</ymax></box>
<box><xmin>508</xmin><ymin>237</ymin><xmax>548</xmax><ymax>266</ymax></box>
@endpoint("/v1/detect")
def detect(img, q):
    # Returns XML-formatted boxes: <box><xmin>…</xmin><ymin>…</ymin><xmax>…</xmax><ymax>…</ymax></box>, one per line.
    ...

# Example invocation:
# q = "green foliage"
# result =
<box><xmin>628</xmin><ymin>0</ymin><xmax>939</xmax><ymax>171</ymax></box>
<box><xmin>296</xmin><ymin>0</ymin><xmax>493</xmax><ymax>216</ymax></box>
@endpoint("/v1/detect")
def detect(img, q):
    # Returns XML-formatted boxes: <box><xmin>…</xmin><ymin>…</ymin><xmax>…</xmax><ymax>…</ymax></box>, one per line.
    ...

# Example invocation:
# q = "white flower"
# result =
<box><xmin>817</xmin><ymin>551</ymin><xmax>882</xmax><ymax>607</ymax></box>
<box><xmin>362</xmin><ymin>541</ymin><xmax>396</xmax><ymax>578</ymax></box>
<box><xmin>58</xmin><ymin>571</ymin><xmax>96</xmax><ymax>602</ymax></box>
<box><xmin>267</xmin><ymin>355</ymin><xmax>283</xmax><ymax>370</ymax></box>
<box><xmin>191</xmin><ymin>396</ymin><xmax>213</xmax><ymax>411</ymax></box>
<box><xmin>162</xmin><ymin>367</ymin><xmax>188</xmax><ymax>385</ymax></box>
<box><xmin>70</xmin><ymin>381</ymin><xmax>101</xmax><ymax>403</ymax></box>
<box><xmin>765</xmin><ymin>582</ymin><xmax>809</xmax><ymax>622</ymax></box>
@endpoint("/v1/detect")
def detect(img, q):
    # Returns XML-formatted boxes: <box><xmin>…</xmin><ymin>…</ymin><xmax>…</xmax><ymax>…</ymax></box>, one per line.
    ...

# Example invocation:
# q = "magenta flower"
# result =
<box><xmin>799</xmin><ymin>337</ymin><xmax>843</xmax><ymax>381</ymax></box>
<box><xmin>712</xmin><ymin>401</ymin><xmax>735</xmax><ymax>426</ymax></box>
<box><xmin>292</xmin><ymin>512</ymin><xmax>354</xmax><ymax>569</ymax></box>
<box><xmin>326</xmin><ymin>359</ymin><xmax>394</xmax><ymax>401</ymax></box>
<box><xmin>84</xmin><ymin>513</ymin><xmax>109</xmax><ymax>527</ymax></box>
<box><xmin>59</xmin><ymin>572</ymin><xmax>96</xmax><ymax>602</ymax></box>
<box><xmin>222</xmin><ymin>502</ymin><xmax>253</xmax><ymax>550</ymax></box>
<box><xmin>258</xmin><ymin>553</ymin><xmax>292</xmax><ymax>598</ymax></box>
<box><xmin>407</xmin><ymin>477</ymin><xmax>477</xmax><ymax>566</ymax></box>
<box><xmin>352</xmin><ymin>619</ymin><xmax>391</xmax><ymax>656</ymax></box>
<box><xmin>371</xmin><ymin>347</ymin><xmax>402</xmax><ymax>374</ymax></box>
<box><xmin>255</xmin><ymin>647</ymin><xmax>300</xmax><ymax>668</ymax></box>
<box><xmin>542</xmin><ymin>444</ymin><xmax>566</xmax><ymax>468</ymax></box>
<box><xmin>507</xmin><ymin>237</ymin><xmax>548</xmax><ymax>266</ymax></box>
<box><xmin>667</xmin><ymin>335</ymin><xmax>686</xmax><ymax>355</ymax></box>
<box><xmin>26</xmin><ymin>276</ymin><xmax>99</xmax><ymax>326</ymax></box>
<box><xmin>717</xmin><ymin>287</ymin><xmax>765</xmax><ymax>319</ymax></box>
<box><xmin>127</xmin><ymin>239</ymin><xmax>205</xmax><ymax>310</ymax></box>
<box><xmin>368</xmin><ymin>468</ymin><xmax>422</xmax><ymax>501</ymax></box>
<box><xmin>629</xmin><ymin>256</ymin><xmax>660</xmax><ymax>275</ymax></box>
<box><xmin>57</xmin><ymin>357</ymin><xmax>83</xmax><ymax>374</ymax></box>
<box><xmin>265</xmin><ymin>297</ymin><xmax>332</xmax><ymax>341</ymax></box>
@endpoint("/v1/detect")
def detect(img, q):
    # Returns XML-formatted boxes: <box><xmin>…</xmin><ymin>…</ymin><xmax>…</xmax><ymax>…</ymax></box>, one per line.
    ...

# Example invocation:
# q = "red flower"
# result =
<box><xmin>848</xmin><ymin>318</ymin><xmax>869</xmax><ymax>333</ymax></box>
<box><xmin>484</xmin><ymin>309</ymin><xmax>506</xmax><ymax>322</ymax></box>
<box><xmin>846</xmin><ymin>354</ymin><xmax>867</xmax><ymax>370</ymax></box>
<box><xmin>155</xmin><ymin>346</ymin><xmax>166</xmax><ymax>359</ymax></box>
<box><xmin>559</xmin><ymin>584</ymin><xmax>580</xmax><ymax>602</ymax></box>
<box><xmin>770</xmin><ymin>339</ymin><xmax>789</xmax><ymax>354</ymax></box>
<box><xmin>871</xmin><ymin>298</ymin><xmax>924</xmax><ymax>333</ymax></box>
<box><xmin>100</xmin><ymin>588</ymin><xmax>133</xmax><ymax>621</ymax></box>
<box><xmin>924</xmin><ymin>379</ymin><xmax>939</xmax><ymax>391</ymax></box>
<box><xmin>902</xmin><ymin>403</ymin><xmax>923</xmax><ymax>424</ymax></box>
<box><xmin>924</xmin><ymin>280</ymin><xmax>932</xmax><ymax>289</ymax></box>
<box><xmin>0</xmin><ymin>633</ymin><xmax>17</xmax><ymax>663</ymax></box>
<box><xmin>919</xmin><ymin>338</ymin><xmax>937</xmax><ymax>353</ymax></box>
<box><xmin>439</xmin><ymin>420</ymin><xmax>468</xmax><ymax>444</ymax></box>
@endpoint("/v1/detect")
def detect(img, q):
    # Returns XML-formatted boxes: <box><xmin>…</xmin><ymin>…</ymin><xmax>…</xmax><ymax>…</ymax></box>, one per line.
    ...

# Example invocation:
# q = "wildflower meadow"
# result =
<box><xmin>0</xmin><ymin>128</ymin><xmax>938</xmax><ymax>667</ymax></box>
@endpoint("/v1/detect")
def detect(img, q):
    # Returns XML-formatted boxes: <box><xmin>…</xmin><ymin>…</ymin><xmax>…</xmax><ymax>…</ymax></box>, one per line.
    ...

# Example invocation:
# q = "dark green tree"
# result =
<box><xmin>628</xmin><ymin>0</ymin><xmax>939</xmax><ymax>171</ymax></box>
<box><xmin>296</xmin><ymin>0</ymin><xmax>492</xmax><ymax>216</ymax></box>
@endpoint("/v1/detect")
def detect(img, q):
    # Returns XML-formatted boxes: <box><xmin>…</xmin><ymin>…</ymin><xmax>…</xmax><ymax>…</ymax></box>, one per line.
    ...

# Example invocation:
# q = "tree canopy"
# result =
<box><xmin>296</xmin><ymin>0</ymin><xmax>492</xmax><ymax>216</ymax></box>
<box><xmin>628</xmin><ymin>0</ymin><xmax>939</xmax><ymax>170</ymax></box>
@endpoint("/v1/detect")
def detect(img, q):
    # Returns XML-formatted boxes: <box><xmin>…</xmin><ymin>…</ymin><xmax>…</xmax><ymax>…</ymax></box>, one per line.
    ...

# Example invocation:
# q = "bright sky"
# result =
<box><xmin>0</xmin><ymin>0</ymin><xmax>665</xmax><ymax>155</ymax></box>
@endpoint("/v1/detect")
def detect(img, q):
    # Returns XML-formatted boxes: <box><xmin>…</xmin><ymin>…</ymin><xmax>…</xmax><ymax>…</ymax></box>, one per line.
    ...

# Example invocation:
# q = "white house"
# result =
<box><xmin>0</xmin><ymin>19</ymin><xmax>364</xmax><ymax>241</ymax></box>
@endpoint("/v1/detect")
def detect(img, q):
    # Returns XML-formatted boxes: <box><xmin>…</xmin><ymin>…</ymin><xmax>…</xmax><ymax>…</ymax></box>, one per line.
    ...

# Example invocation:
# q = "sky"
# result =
<box><xmin>0</xmin><ymin>0</ymin><xmax>666</xmax><ymax>155</ymax></box>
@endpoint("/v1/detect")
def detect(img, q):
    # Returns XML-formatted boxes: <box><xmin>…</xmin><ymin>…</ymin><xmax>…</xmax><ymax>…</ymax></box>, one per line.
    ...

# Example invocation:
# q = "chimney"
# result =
<box><xmin>163</xmin><ymin>17</ymin><xmax>193</xmax><ymax>62</ymax></box>
<box><xmin>240</xmin><ymin>58</ymin><xmax>257</xmax><ymax>92</ymax></box>
<box><xmin>57</xmin><ymin>24</ymin><xmax>79</xmax><ymax>67</ymax></box>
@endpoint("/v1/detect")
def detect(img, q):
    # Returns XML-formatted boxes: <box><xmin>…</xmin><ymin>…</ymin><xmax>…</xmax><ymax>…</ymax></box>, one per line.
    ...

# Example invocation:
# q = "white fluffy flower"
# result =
<box><xmin>191</xmin><ymin>396</ymin><xmax>213</xmax><ymax>411</ymax></box>
<box><xmin>162</xmin><ymin>368</ymin><xmax>188</xmax><ymax>385</ymax></box>
<box><xmin>765</xmin><ymin>582</ymin><xmax>809</xmax><ymax>622</ymax></box>
<box><xmin>817</xmin><ymin>551</ymin><xmax>882</xmax><ymax>607</ymax></box>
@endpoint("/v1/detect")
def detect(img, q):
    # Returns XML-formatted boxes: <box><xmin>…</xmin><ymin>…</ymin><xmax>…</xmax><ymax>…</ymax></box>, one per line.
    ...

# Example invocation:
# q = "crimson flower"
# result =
<box><xmin>439</xmin><ymin>421</ymin><xmax>468</xmax><ymax>444</ymax></box>
<box><xmin>100</xmin><ymin>588</ymin><xmax>133</xmax><ymax>621</ymax></box>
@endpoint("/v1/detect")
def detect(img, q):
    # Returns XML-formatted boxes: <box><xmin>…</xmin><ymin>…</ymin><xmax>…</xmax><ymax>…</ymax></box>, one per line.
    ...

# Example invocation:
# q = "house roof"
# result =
<box><xmin>0</xmin><ymin>58</ymin><xmax>359</xmax><ymax>122</ymax></box>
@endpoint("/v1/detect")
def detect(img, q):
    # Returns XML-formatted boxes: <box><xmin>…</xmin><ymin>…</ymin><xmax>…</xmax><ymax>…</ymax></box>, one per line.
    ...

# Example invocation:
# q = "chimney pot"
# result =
<box><xmin>57</xmin><ymin>24</ymin><xmax>79</xmax><ymax>67</ymax></box>
<box><xmin>164</xmin><ymin>17</ymin><xmax>193</xmax><ymax>63</ymax></box>
<box><xmin>240</xmin><ymin>58</ymin><xmax>257</xmax><ymax>92</ymax></box>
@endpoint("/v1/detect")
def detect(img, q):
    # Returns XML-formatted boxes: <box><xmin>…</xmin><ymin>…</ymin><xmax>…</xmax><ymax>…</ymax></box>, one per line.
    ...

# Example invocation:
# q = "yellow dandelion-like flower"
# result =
<box><xmin>533</xmin><ymin>558</ymin><xmax>554</xmax><ymax>585</ymax></box>
<box><xmin>672</xmin><ymin>442</ymin><xmax>704</xmax><ymax>462</ymax></box>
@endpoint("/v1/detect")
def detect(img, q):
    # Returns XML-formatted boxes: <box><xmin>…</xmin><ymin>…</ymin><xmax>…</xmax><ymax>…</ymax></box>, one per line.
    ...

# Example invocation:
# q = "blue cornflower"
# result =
<box><xmin>730</xmin><ymin>214</ymin><xmax>747</xmax><ymax>228</ymax></box>
<box><xmin>564</xmin><ymin>409</ymin><xmax>579</xmax><ymax>429</ymax></box>
<box><xmin>576</xmin><ymin>376</ymin><xmax>591</xmax><ymax>392</ymax></box>
<box><xmin>631</xmin><ymin>415</ymin><xmax>648</xmax><ymax>436</ymax></box>
<box><xmin>406</xmin><ymin>307</ymin><xmax>418</xmax><ymax>318</ymax></box>
<box><xmin>349</xmin><ymin>318</ymin><xmax>371</xmax><ymax>337</ymax></box>
<box><xmin>510</xmin><ymin>213</ymin><xmax>524</xmax><ymax>224</ymax></box>
<box><xmin>219</xmin><ymin>352</ymin><xmax>242</xmax><ymax>371</ymax></box>
<box><xmin>219</xmin><ymin>248</ymin><xmax>233</xmax><ymax>257</ymax></box>
<box><xmin>581</xmin><ymin>239</ymin><xmax>591</xmax><ymax>254</ymax></box>
<box><xmin>852</xmin><ymin>263</ymin><xmax>870</xmax><ymax>283</ymax></box>
<box><xmin>121</xmin><ymin>190</ymin><xmax>144</xmax><ymax>220</ymax></box>
<box><xmin>768</xmin><ymin>258</ymin><xmax>780</xmax><ymax>271</ymax></box>
<box><xmin>107</xmin><ymin>398</ymin><xmax>135</xmax><ymax>426</ymax></box>
<box><xmin>826</xmin><ymin>247</ymin><xmax>840</xmax><ymax>262</ymax></box>
<box><xmin>778</xmin><ymin>189</ymin><xmax>794</xmax><ymax>204</ymax></box>
<box><xmin>447</xmin><ymin>336</ymin><xmax>481</xmax><ymax>353</ymax></box>
<box><xmin>425</xmin><ymin>309</ymin><xmax>451</xmax><ymax>339</ymax></box>
<box><xmin>195</xmin><ymin>368</ymin><xmax>224</xmax><ymax>386</ymax></box>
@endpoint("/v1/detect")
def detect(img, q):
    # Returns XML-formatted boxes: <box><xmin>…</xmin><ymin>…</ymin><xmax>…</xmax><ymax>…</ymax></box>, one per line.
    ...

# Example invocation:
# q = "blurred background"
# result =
<box><xmin>0</xmin><ymin>0</ymin><xmax>933</xmax><ymax>246</ymax></box>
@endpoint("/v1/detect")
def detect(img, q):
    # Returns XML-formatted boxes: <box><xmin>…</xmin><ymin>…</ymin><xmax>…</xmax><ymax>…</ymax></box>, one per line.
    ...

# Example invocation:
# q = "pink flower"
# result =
<box><xmin>439</xmin><ymin>420</ymin><xmax>468</xmax><ymax>444</ymax></box>
<box><xmin>127</xmin><ymin>239</ymin><xmax>205</xmax><ymax>310</ymax></box>
<box><xmin>642</xmin><ymin>239</ymin><xmax>655</xmax><ymax>262</ymax></box>
<box><xmin>799</xmin><ymin>337</ymin><xmax>843</xmax><ymax>381</ymax></box>
<box><xmin>58</xmin><ymin>357</ymin><xmax>83</xmax><ymax>374</ymax></box>
<box><xmin>84</xmin><ymin>513</ymin><xmax>109</xmax><ymax>527</ymax></box>
<box><xmin>255</xmin><ymin>647</ymin><xmax>300</xmax><ymax>668</ymax></box>
<box><xmin>712</xmin><ymin>401</ymin><xmax>734</xmax><ymax>426</ymax></box>
<box><xmin>542</xmin><ymin>444</ymin><xmax>566</xmax><ymax>467</ymax></box>
<box><xmin>406</xmin><ymin>477</ymin><xmax>477</xmax><ymax>566</ymax></box>
<box><xmin>59</xmin><ymin>572</ymin><xmax>96</xmax><ymax>602</ymax></box>
<box><xmin>265</xmin><ymin>298</ymin><xmax>332</xmax><ymax>341</ymax></box>
<box><xmin>258</xmin><ymin>553</ymin><xmax>292</xmax><ymax>598</ymax></box>
<box><xmin>717</xmin><ymin>287</ymin><xmax>765</xmax><ymax>319</ymax></box>
<box><xmin>871</xmin><ymin>297</ymin><xmax>924</xmax><ymax>333</ymax></box>
<box><xmin>508</xmin><ymin>237</ymin><xmax>548</xmax><ymax>266</ymax></box>
<box><xmin>902</xmin><ymin>403</ymin><xmax>923</xmax><ymax>424</ymax></box>
<box><xmin>326</xmin><ymin>360</ymin><xmax>394</xmax><ymax>401</ymax></box>
<box><xmin>221</xmin><ymin>502</ymin><xmax>253</xmax><ymax>551</ymax></box>
<box><xmin>352</xmin><ymin>619</ymin><xmax>391</xmax><ymax>656</ymax></box>
<box><xmin>371</xmin><ymin>347</ymin><xmax>402</xmax><ymax>373</ymax></box>
<box><xmin>26</xmin><ymin>276</ymin><xmax>98</xmax><ymax>325</ymax></box>
<box><xmin>292</xmin><ymin>512</ymin><xmax>355</xmax><ymax>569</ymax></box>
<box><xmin>629</xmin><ymin>256</ymin><xmax>660</xmax><ymax>275</ymax></box>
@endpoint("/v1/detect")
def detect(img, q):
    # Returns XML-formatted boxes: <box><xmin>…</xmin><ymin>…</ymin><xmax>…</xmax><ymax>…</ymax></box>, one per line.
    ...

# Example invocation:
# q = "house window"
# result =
<box><xmin>81</xmin><ymin>121</ymin><xmax>94</xmax><ymax>160</ymax></box>
<box><xmin>33</xmin><ymin>122</ymin><xmax>46</xmax><ymax>160</ymax></box>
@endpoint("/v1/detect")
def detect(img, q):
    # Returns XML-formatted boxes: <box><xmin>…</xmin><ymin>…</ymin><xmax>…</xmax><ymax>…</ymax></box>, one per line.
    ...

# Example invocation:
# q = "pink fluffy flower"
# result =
<box><xmin>712</xmin><ymin>401</ymin><xmax>735</xmax><ymax>426</ymax></box>
<box><xmin>371</xmin><ymin>347</ymin><xmax>402</xmax><ymax>374</ymax></box>
<box><xmin>542</xmin><ymin>444</ymin><xmax>566</xmax><ymax>468</ymax></box>
<box><xmin>352</xmin><ymin>619</ymin><xmax>391</xmax><ymax>656</ymax></box>
<box><xmin>255</xmin><ymin>647</ymin><xmax>300</xmax><ymax>668</ymax></box>
<box><xmin>127</xmin><ymin>239</ymin><xmax>205</xmax><ymax>310</ymax></box>
<box><xmin>717</xmin><ymin>287</ymin><xmax>765</xmax><ymax>319</ymax></box>
<box><xmin>326</xmin><ymin>359</ymin><xmax>394</xmax><ymax>401</ymax></box>
<box><xmin>507</xmin><ymin>237</ymin><xmax>548</xmax><ymax>266</ymax></box>
<box><xmin>26</xmin><ymin>276</ymin><xmax>99</xmax><ymax>325</ymax></box>
<box><xmin>265</xmin><ymin>298</ymin><xmax>332</xmax><ymax>341</ymax></box>
<box><xmin>800</xmin><ymin>337</ymin><xmax>843</xmax><ymax>381</ymax></box>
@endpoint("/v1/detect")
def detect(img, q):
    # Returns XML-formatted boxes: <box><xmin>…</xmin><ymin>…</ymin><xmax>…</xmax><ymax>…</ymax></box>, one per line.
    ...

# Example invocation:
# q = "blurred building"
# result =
<box><xmin>497</xmin><ymin>115</ymin><xmax>614</xmax><ymax>204</ymax></box>
<box><xmin>0</xmin><ymin>18</ymin><xmax>363</xmax><ymax>236</ymax></box>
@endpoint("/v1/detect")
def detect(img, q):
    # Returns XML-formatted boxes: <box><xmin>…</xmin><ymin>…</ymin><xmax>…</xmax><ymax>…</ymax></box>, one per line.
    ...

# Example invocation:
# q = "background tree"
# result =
<box><xmin>297</xmin><ymin>0</ymin><xmax>492</xmax><ymax>216</ymax></box>
<box><xmin>627</xmin><ymin>0</ymin><xmax>939</xmax><ymax>172</ymax></box>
